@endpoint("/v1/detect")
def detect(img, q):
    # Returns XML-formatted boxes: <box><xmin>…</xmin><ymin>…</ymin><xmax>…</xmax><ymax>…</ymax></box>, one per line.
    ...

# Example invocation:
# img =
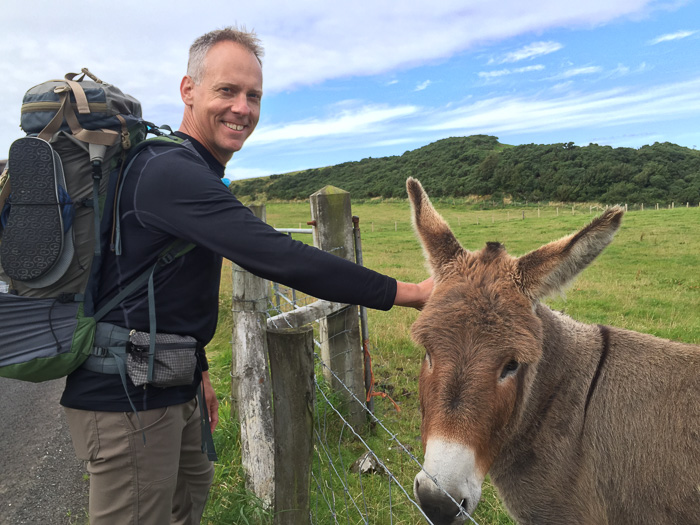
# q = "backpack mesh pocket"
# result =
<box><xmin>126</xmin><ymin>331</ymin><xmax>198</xmax><ymax>388</ymax></box>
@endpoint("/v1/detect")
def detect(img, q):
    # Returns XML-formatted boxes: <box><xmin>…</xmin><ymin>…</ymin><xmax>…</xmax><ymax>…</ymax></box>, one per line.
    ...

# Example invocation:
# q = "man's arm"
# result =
<box><xmin>394</xmin><ymin>277</ymin><xmax>433</xmax><ymax>310</ymax></box>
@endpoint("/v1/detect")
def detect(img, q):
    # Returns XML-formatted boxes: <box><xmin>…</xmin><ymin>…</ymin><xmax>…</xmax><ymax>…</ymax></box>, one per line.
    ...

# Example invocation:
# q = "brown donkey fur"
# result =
<box><xmin>407</xmin><ymin>178</ymin><xmax>700</xmax><ymax>525</ymax></box>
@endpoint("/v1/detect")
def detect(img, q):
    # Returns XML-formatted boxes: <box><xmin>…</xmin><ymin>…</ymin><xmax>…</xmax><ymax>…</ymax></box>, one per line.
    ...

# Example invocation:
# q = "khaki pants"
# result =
<box><xmin>64</xmin><ymin>398</ymin><xmax>214</xmax><ymax>525</ymax></box>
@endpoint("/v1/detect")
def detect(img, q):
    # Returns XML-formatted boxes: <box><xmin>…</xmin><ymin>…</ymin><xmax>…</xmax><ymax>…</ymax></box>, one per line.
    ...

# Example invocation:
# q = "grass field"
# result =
<box><xmin>202</xmin><ymin>199</ymin><xmax>699</xmax><ymax>524</ymax></box>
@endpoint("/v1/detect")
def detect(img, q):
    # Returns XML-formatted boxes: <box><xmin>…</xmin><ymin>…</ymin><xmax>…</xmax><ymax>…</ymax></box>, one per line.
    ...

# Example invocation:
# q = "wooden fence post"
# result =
<box><xmin>268</xmin><ymin>326</ymin><xmax>315</xmax><ymax>524</ymax></box>
<box><xmin>231</xmin><ymin>203</ymin><xmax>275</xmax><ymax>508</ymax></box>
<box><xmin>309</xmin><ymin>186</ymin><xmax>366</xmax><ymax>431</ymax></box>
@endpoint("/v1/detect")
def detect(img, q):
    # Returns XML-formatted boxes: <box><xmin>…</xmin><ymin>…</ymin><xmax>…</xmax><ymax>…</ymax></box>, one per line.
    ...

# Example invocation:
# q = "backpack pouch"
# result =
<box><xmin>126</xmin><ymin>331</ymin><xmax>198</xmax><ymax>388</ymax></box>
<box><xmin>0</xmin><ymin>293</ymin><xmax>95</xmax><ymax>382</ymax></box>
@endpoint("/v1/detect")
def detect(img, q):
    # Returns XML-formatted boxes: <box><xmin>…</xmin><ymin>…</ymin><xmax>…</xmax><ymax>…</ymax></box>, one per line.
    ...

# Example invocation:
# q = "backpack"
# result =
<box><xmin>0</xmin><ymin>69</ymin><xmax>189</xmax><ymax>382</ymax></box>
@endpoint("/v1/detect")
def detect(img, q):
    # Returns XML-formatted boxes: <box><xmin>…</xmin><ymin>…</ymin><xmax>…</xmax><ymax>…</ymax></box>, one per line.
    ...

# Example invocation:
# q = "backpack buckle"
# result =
<box><xmin>159</xmin><ymin>252</ymin><xmax>175</xmax><ymax>265</ymax></box>
<box><xmin>91</xmin><ymin>346</ymin><xmax>109</xmax><ymax>357</ymax></box>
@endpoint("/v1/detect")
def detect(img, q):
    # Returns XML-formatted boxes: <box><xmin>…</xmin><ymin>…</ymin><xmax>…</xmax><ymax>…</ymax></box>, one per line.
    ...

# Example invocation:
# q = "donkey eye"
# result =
<box><xmin>500</xmin><ymin>360</ymin><xmax>520</xmax><ymax>380</ymax></box>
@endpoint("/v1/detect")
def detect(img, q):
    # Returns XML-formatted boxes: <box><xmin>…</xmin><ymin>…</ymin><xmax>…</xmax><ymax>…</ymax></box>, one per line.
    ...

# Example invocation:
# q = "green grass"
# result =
<box><xmin>203</xmin><ymin>202</ymin><xmax>699</xmax><ymax>524</ymax></box>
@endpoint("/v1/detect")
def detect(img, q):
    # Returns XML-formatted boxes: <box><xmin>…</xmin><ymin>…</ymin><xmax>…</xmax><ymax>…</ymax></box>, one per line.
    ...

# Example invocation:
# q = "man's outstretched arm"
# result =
<box><xmin>394</xmin><ymin>277</ymin><xmax>433</xmax><ymax>310</ymax></box>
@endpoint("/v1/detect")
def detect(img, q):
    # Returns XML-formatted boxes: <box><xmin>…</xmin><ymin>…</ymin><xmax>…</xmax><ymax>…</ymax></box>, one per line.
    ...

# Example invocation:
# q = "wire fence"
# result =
<box><xmin>231</xmin><ymin>197</ymin><xmax>698</xmax><ymax>524</ymax></box>
<box><xmin>264</xmin><ymin>283</ymin><xmax>478</xmax><ymax>525</ymax></box>
<box><xmin>228</xmin><ymin>191</ymin><xmax>489</xmax><ymax>524</ymax></box>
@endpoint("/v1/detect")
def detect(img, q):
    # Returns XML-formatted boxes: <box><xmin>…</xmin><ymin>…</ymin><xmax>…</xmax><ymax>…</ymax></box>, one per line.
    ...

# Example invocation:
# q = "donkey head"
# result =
<box><xmin>407</xmin><ymin>178</ymin><xmax>623</xmax><ymax>524</ymax></box>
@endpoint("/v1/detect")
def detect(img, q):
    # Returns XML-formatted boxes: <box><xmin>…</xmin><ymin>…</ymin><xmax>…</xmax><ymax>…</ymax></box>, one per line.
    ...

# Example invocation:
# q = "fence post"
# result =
<box><xmin>353</xmin><ymin>216</ymin><xmax>373</xmax><ymax>417</ymax></box>
<box><xmin>231</xmin><ymin>203</ymin><xmax>275</xmax><ymax>508</ymax></box>
<box><xmin>309</xmin><ymin>186</ymin><xmax>366</xmax><ymax>430</ymax></box>
<box><xmin>268</xmin><ymin>326</ymin><xmax>315</xmax><ymax>524</ymax></box>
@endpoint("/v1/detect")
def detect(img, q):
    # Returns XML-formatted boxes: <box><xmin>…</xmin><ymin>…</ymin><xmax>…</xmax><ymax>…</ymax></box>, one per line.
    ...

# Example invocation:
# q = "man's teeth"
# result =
<box><xmin>224</xmin><ymin>122</ymin><xmax>244</xmax><ymax>131</ymax></box>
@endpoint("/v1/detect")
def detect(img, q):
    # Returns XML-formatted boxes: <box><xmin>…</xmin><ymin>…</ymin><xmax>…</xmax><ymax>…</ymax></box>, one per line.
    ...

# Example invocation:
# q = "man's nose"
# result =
<box><xmin>229</xmin><ymin>93</ymin><xmax>251</xmax><ymax>115</ymax></box>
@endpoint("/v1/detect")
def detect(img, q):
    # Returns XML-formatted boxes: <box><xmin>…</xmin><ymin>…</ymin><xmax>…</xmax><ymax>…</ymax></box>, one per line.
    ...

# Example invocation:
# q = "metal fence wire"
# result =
<box><xmin>265</xmin><ymin>285</ymin><xmax>478</xmax><ymax>525</ymax></box>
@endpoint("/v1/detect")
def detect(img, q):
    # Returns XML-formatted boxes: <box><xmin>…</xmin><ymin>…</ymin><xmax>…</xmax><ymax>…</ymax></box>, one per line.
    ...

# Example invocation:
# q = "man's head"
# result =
<box><xmin>179</xmin><ymin>26</ymin><xmax>264</xmax><ymax>165</ymax></box>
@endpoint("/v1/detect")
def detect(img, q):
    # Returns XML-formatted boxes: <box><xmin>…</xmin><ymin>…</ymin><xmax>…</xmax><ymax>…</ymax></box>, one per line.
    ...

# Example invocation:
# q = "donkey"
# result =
<box><xmin>407</xmin><ymin>178</ymin><xmax>700</xmax><ymax>525</ymax></box>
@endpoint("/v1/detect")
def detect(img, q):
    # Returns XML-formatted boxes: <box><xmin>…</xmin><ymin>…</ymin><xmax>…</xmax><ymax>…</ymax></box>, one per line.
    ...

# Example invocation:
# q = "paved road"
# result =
<box><xmin>0</xmin><ymin>378</ymin><xmax>88</xmax><ymax>524</ymax></box>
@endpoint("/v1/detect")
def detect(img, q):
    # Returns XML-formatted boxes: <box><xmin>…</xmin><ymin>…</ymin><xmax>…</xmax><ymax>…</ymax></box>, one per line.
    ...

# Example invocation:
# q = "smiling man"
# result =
<box><xmin>60</xmin><ymin>26</ymin><xmax>432</xmax><ymax>525</ymax></box>
<box><xmin>180</xmin><ymin>37</ymin><xmax>263</xmax><ymax>163</ymax></box>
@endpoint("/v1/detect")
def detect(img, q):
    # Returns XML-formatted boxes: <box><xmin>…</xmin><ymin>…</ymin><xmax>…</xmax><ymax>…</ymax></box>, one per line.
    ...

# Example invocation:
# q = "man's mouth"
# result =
<box><xmin>223</xmin><ymin>122</ymin><xmax>245</xmax><ymax>131</ymax></box>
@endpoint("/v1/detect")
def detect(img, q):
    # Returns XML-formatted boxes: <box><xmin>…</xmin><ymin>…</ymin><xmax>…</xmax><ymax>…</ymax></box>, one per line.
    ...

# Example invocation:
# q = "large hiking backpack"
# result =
<box><xmin>0</xmin><ymin>69</ymin><xmax>188</xmax><ymax>382</ymax></box>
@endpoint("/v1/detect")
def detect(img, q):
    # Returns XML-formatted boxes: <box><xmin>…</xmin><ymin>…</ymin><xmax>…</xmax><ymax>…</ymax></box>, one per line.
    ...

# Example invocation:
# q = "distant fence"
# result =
<box><xmin>358</xmin><ymin>201</ymin><xmax>697</xmax><ymax>234</ymax></box>
<box><xmin>229</xmin><ymin>186</ymin><xmax>471</xmax><ymax>524</ymax></box>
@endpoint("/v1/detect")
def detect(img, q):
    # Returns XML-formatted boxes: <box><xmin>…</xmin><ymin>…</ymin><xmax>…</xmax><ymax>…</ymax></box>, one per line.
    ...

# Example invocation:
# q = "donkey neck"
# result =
<box><xmin>490</xmin><ymin>304</ymin><xmax>607</xmax><ymax>504</ymax></box>
<box><xmin>518</xmin><ymin>304</ymin><xmax>607</xmax><ymax>438</ymax></box>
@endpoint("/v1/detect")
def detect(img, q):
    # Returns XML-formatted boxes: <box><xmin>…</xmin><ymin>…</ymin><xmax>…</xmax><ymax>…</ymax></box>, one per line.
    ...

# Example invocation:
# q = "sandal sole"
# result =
<box><xmin>0</xmin><ymin>137</ymin><xmax>64</xmax><ymax>282</ymax></box>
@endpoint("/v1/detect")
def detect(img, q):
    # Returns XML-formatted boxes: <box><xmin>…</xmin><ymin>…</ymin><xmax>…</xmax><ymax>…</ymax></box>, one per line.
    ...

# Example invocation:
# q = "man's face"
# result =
<box><xmin>180</xmin><ymin>41</ymin><xmax>263</xmax><ymax>165</ymax></box>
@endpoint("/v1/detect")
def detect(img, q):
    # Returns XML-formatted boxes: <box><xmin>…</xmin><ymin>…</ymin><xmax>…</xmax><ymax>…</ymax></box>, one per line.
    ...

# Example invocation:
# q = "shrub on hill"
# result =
<box><xmin>229</xmin><ymin>136</ymin><xmax>700</xmax><ymax>205</ymax></box>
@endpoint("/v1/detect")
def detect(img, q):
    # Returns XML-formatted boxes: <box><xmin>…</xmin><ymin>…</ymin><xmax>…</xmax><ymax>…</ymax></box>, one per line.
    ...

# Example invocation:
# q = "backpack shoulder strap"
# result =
<box><xmin>112</xmin><ymin>132</ymin><xmax>192</xmax><ymax>255</ymax></box>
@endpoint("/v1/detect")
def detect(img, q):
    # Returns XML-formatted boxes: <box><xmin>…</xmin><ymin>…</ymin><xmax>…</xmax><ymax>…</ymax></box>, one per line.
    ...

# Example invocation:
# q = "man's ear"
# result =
<box><xmin>180</xmin><ymin>75</ymin><xmax>196</xmax><ymax>106</ymax></box>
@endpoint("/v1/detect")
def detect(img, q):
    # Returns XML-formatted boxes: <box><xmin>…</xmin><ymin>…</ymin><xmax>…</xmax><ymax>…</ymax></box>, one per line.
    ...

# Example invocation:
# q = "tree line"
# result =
<box><xmin>230</xmin><ymin>135</ymin><xmax>700</xmax><ymax>205</ymax></box>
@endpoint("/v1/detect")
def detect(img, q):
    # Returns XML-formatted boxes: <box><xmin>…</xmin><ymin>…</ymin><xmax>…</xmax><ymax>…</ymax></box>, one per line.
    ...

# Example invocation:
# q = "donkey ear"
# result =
<box><xmin>407</xmin><ymin>177</ymin><xmax>467</xmax><ymax>280</ymax></box>
<box><xmin>515</xmin><ymin>207</ymin><xmax>624</xmax><ymax>300</ymax></box>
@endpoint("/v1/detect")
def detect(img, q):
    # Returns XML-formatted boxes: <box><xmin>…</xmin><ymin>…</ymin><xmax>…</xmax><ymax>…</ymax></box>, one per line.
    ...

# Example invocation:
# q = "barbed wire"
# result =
<box><xmin>261</xmin><ymin>285</ymin><xmax>479</xmax><ymax>525</ymax></box>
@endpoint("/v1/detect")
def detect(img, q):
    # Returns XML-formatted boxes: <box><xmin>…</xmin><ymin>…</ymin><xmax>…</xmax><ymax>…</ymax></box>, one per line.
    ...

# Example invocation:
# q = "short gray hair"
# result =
<box><xmin>187</xmin><ymin>26</ymin><xmax>264</xmax><ymax>84</ymax></box>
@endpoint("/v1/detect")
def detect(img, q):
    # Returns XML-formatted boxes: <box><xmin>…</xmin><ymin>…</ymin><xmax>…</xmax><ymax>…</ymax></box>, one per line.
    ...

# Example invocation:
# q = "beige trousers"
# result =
<box><xmin>64</xmin><ymin>398</ymin><xmax>214</xmax><ymax>525</ymax></box>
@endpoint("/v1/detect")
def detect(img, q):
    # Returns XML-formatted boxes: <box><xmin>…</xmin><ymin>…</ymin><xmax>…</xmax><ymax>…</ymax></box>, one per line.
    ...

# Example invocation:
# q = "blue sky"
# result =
<box><xmin>1</xmin><ymin>1</ymin><xmax>699</xmax><ymax>181</ymax></box>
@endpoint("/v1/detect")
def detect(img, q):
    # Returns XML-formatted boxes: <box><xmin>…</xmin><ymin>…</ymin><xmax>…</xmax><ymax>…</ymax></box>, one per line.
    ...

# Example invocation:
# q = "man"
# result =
<box><xmin>61</xmin><ymin>27</ymin><xmax>432</xmax><ymax>524</ymax></box>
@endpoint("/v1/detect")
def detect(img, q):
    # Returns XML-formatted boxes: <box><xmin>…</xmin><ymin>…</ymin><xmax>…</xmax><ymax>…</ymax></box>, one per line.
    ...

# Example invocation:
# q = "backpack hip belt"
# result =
<box><xmin>84</xmin><ymin>321</ymin><xmax>216</xmax><ymax>460</ymax></box>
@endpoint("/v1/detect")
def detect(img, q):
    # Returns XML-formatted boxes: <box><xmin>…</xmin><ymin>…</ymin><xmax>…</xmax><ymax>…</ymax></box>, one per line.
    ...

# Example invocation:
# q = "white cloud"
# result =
<box><xmin>415</xmin><ymin>80</ymin><xmax>432</xmax><ymax>91</ymax></box>
<box><xmin>611</xmin><ymin>64</ymin><xmax>631</xmax><ymax>76</ymax></box>
<box><xmin>493</xmin><ymin>41</ymin><xmax>563</xmax><ymax>64</ymax></box>
<box><xmin>553</xmin><ymin>66</ymin><xmax>603</xmax><ymax>79</ymax></box>
<box><xmin>0</xmin><ymin>0</ymin><xmax>688</xmax><ymax>160</ymax></box>
<box><xmin>421</xmin><ymin>77</ymin><xmax>700</xmax><ymax>136</ymax></box>
<box><xmin>516</xmin><ymin>65</ymin><xmax>546</xmax><ymax>73</ymax></box>
<box><xmin>248</xmin><ymin>104</ymin><xmax>419</xmax><ymax>145</ymax></box>
<box><xmin>236</xmin><ymin>76</ymin><xmax>700</xmax><ymax>174</ymax></box>
<box><xmin>479</xmin><ymin>69</ymin><xmax>512</xmax><ymax>79</ymax></box>
<box><xmin>648</xmin><ymin>29</ymin><xmax>698</xmax><ymax>45</ymax></box>
<box><xmin>0</xmin><ymin>0</ymin><xmax>660</xmax><ymax>94</ymax></box>
<box><xmin>479</xmin><ymin>64</ymin><xmax>545</xmax><ymax>79</ymax></box>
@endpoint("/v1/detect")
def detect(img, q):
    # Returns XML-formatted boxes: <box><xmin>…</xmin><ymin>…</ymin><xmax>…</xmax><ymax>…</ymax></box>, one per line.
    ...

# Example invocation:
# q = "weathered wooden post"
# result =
<box><xmin>352</xmin><ymin>216</ymin><xmax>373</xmax><ymax>417</ymax></box>
<box><xmin>309</xmin><ymin>186</ymin><xmax>366</xmax><ymax>430</ymax></box>
<box><xmin>231</xmin><ymin>203</ymin><xmax>275</xmax><ymax>508</ymax></box>
<box><xmin>268</xmin><ymin>325</ymin><xmax>315</xmax><ymax>524</ymax></box>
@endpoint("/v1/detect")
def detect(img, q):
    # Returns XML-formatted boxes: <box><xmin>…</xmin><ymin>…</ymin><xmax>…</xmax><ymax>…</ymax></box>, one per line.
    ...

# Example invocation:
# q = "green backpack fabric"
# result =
<box><xmin>0</xmin><ymin>69</ymin><xmax>188</xmax><ymax>382</ymax></box>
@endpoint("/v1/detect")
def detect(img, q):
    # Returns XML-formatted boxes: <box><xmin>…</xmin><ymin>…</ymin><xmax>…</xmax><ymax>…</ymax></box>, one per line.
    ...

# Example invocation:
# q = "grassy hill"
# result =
<box><xmin>230</xmin><ymin>135</ymin><xmax>700</xmax><ymax>205</ymax></box>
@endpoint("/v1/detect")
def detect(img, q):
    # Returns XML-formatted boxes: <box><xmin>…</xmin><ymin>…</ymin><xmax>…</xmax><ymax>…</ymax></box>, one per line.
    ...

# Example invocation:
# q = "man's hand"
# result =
<box><xmin>394</xmin><ymin>276</ymin><xmax>434</xmax><ymax>310</ymax></box>
<box><xmin>201</xmin><ymin>371</ymin><xmax>219</xmax><ymax>433</ymax></box>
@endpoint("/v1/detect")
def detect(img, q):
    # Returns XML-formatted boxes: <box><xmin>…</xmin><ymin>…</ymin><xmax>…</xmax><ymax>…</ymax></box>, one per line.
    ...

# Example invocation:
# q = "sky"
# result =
<box><xmin>1</xmin><ymin>0</ymin><xmax>699</xmax><ymax>181</ymax></box>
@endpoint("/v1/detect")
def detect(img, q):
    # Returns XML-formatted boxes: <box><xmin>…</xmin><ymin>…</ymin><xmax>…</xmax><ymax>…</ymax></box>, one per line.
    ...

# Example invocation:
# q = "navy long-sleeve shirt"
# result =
<box><xmin>61</xmin><ymin>133</ymin><xmax>396</xmax><ymax>411</ymax></box>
